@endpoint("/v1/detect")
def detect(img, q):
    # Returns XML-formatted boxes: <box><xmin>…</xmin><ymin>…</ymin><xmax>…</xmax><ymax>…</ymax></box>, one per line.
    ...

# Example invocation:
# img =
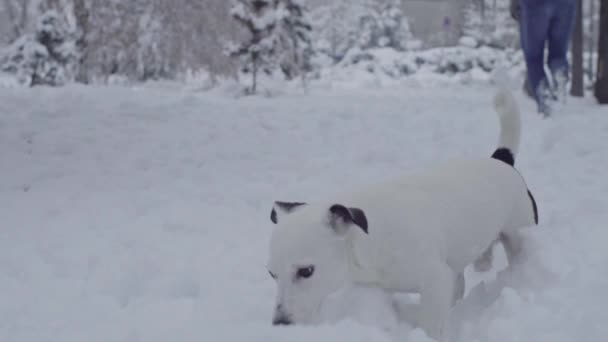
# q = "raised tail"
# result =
<box><xmin>491</xmin><ymin>87</ymin><xmax>521</xmax><ymax>167</ymax></box>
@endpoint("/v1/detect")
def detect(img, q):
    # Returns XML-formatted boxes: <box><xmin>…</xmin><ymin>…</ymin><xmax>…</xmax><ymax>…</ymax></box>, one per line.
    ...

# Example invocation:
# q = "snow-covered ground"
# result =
<box><xmin>1</xmin><ymin>82</ymin><xmax>607</xmax><ymax>342</ymax></box>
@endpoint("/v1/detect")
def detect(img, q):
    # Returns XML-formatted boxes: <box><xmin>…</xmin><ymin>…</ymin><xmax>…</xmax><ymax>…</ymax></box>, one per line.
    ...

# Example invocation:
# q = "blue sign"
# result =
<box><xmin>443</xmin><ymin>16</ymin><xmax>451</xmax><ymax>30</ymax></box>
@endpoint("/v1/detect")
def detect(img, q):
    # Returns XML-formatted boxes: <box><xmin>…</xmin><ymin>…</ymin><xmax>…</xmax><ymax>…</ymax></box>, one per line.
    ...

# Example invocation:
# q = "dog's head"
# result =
<box><xmin>267</xmin><ymin>201</ymin><xmax>368</xmax><ymax>326</ymax></box>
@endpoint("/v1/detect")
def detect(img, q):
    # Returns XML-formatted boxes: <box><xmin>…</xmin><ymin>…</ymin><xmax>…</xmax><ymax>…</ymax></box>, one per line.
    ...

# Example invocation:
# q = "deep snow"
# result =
<box><xmin>1</xmin><ymin>82</ymin><xmax>607</xmax><ymax>342</ymax></box>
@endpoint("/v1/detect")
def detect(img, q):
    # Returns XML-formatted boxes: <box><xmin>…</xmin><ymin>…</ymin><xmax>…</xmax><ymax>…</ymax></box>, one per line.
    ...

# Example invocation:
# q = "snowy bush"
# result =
<box><xmin>326</xmin><ymin>45</ymin><xmax>525</xmax><ymax>86</ymax></box>
<box><xmin>0</xmin><ymin>71</ymin><xmax>20</xmax><ymax>88</ymax></box>
<box><xmin>338</xmin><ymin>47</ymin><xmax>418</xmax><ymax>78</ymax></box>
<box><xmin>0</xmin><ymin>10</ymin><xmax>78</xmax><ymax>87</ymax></box>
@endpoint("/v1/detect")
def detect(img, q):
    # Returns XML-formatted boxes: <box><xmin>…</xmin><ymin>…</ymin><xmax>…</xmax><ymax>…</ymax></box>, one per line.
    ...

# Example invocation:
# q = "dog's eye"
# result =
<box><xmin>296</xmin><ymin>266</ymin><xmax>315</xmax><ymax>279</ymax></box>
<box><xmin>268</xmin><ymin>270</ymin><xmax>277</xmax><ymax>280</ymax></box>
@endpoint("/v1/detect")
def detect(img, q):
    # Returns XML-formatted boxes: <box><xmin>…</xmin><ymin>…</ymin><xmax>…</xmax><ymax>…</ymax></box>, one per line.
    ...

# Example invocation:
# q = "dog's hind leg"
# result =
<box><xmin>500</xmin><ymin>231</ymin><xmax>524</xmax><ymax>266</ymax></box>
<box><xmin>473</xmin><ymin>239</ymin><xmax>498</xmax><ymax>272</ymax></box>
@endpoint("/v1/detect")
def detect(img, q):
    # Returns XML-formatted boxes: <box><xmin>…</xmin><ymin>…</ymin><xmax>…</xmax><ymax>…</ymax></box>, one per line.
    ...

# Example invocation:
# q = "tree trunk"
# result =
<box><xmin>3</xmin><ymin>0</ymin><xmax>31</xmax><ymax>42</ymax></box>
<box><xmin>588</xmin><ymin>0</ymin><xmax>597</xmax><ymax>81</ymax></box>
<box><xmin>18</xmin><ymin>0</ymin><xmax>29</xmax><ymax>34</ymax></box>
<box><xmin>73</xmin><ymin>0</ymin><xmax>90</xmax><ymax>84</ymax></box>
<box><xmin>571</xmin><ymin>0</ymin><xmax>584</xmax><ymax>97</ymax></box>
<box><xmin>3</xmin><ymin>0</ymin><xmax>20</xmax><ymax>41</ymax></box>
<box><xmin>596</xmin><ymin>0</ymin><xmax>608</xmax><ymax>103</ymax></box>
<box><xmin>252</xmin><ymin>54</ymin><xmax>258</xmax><ymax>95</ymax></box>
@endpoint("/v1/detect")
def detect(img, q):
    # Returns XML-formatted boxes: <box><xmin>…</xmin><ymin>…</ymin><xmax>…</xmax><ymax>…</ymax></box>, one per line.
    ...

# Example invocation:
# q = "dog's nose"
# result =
<box><xmin>272</xmin><ymin>316</ymin><xmax>292</xmax><ymax>326</ymax></box>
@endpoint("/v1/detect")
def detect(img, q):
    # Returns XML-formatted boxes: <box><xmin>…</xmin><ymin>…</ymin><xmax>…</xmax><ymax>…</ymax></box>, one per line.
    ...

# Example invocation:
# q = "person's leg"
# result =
<box><xmin>519</xmin><ymin>0</ymin><xmax>553</xmax><ymax>115</ymax></box>
<box><xmin>523</xmin><ymin>77</ymin><xmax>535</xmax><ymax>99</ymax></box>
<box><xmin>547</xmin><ymin>0</ymin><xmax>577</xmax><ymax>101</ymax></box>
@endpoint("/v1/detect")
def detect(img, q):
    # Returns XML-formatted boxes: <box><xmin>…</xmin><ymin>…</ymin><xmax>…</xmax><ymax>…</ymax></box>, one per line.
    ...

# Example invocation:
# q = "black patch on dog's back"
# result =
<box><xmin>270</xmin><ymin>209</ymin><xmax>278</xmax><ymax>224</ymax></box>
<box><xmin>491</xmin><ymin>148</ymin><xmax>515</xmax><ymax>166</ymax></box>
<box><xmin>270</xmin><ymin>201</ymin><xmax>307</xmax><ymax>224</ymax></box>
<box><xmin>527</xmin><ymin>190</ymin><xmax>538</xmax><ymax>224</ymax></box>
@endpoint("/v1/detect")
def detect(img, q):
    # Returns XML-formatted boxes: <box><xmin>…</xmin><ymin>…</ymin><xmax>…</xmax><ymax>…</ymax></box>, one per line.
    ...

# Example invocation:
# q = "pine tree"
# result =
<box><xmin>357</xmin><ymin>0</ymin><xmax>380</xmax><ymax>50</ymax></box>
<box><xmin>275</xmin><ymin>0</ymin><xmax>313</xmax><ymax>80</ymax></box>
<box><xmin>462</xmin><ymin>1</ymin><xmax>484</xmax><ymax>46</ymax></box>
<box><xmin>229</xmin><ymin>0</ymin><xmax>279</xmax><ymax>94</ymax></box>
<box><xmin>1</xmin><ymin>9</ymin><xmax>79</xmax><ymax>86</ymax></box>
<box><xmin>378</xmin><ymin>0</ymin><xmax>412</xmax><ymax>50</ymax></box>
<box><xmin>358</xmin><ymin>0</ymin><xmax>412</xmax><ymax>51</ymax></box>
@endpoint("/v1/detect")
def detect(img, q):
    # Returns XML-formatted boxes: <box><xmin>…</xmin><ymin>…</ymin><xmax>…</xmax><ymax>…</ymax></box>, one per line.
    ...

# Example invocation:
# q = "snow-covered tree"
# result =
<box><xmin>462</xmin><ymin>1</ymin><xmax>483</xmax><ymax>46</ymax></box>
<box><xmin>1</xmin><ymin>9</ymin><xmax>78</xmax><ymax>86</ymax></box>
<box><xmin>462</xmin><ymin>0</ymin><xmax>519</xmax><ymax>49</ymax></box>
<box><xmin>229</xmin><ymin>0</ymin><xmax>279</xmax><ymax>94</ymax></box>
<box><xmin>275</xmin><ymin>0</ymin><xmax>313</xmax><ymax>80</ymax></box>
<box><xmin>311</xmin><ymin>0</ymin><xmax>417</xmax><ymax>64</ymax></box>
<box><xmin>358</xmin><ymin>0</ymin><xmax>412</xmax><ymax>51</ymax></box>
<box><xmin>310</xmin><ymin>0</ymin><xmax>361</xmax><ymax>62</ymax></box>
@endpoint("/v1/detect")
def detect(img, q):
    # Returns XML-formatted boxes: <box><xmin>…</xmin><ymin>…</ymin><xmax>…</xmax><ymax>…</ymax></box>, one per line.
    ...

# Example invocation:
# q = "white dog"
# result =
<box><xmin>266</xmin><ymin>88</ymin><xmax>538</xmax><ymax>340</ymax></box>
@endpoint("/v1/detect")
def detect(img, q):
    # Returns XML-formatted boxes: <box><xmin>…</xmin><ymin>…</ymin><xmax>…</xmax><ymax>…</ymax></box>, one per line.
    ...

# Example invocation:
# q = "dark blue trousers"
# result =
<box><xmin>519</xmin><ymin>0</ymin><xmax>577</xmax><ymax>97</ymax></box>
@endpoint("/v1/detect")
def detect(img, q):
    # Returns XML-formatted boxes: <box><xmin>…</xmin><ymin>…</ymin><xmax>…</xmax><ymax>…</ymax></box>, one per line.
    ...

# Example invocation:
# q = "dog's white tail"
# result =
<box><xmin>491</xmin><ymin>87</ymin><xmax>521</xmax><ymax>166</ymax></box>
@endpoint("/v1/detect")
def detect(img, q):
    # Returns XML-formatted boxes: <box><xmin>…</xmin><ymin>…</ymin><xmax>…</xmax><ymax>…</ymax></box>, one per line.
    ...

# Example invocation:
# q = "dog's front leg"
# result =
<box><xmin>453</xmin><ymin>271</ymin><xmax>465</xmax><ymax>304</ymax></box>
<box><xmin>418</xmin><ymin>261</ymin><xmax>456</xmax><ymax>341</ymax></box>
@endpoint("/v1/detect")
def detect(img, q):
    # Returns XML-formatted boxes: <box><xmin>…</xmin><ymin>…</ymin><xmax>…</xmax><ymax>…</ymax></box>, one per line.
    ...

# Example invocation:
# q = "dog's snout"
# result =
<box><xmin>273</xmin><ymin>316</ymin><xmax>292</xmax><ymax>326</ymax></box>
<box><xmin>273</xmin><ymin>304</ymin><xmax>291</xmax><ymax>326</ymax></box>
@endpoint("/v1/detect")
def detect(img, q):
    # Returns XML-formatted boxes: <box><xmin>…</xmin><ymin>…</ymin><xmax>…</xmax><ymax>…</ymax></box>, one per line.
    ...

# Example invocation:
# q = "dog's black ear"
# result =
<box><xmin>270</xmin><ymin>201</ymin><xmax>307</xmax><ymax>224</ymax></box>
<box><xmin>329</xmin><ymin>204</ymin><xmax>368</xmax><ymax>234</ymax></box>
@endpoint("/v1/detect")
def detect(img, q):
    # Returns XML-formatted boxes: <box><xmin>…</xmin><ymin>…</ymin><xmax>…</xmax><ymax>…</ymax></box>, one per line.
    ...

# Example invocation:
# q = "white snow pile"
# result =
<box><xmin>0</xmin><ymin>71</ymin><xmax>20</xmax><ymax>88</ymax></box>
<box><xmin>1</xmin><ymin>83</ymin><xmax>607</xmax><ymax>342</ymax></box>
